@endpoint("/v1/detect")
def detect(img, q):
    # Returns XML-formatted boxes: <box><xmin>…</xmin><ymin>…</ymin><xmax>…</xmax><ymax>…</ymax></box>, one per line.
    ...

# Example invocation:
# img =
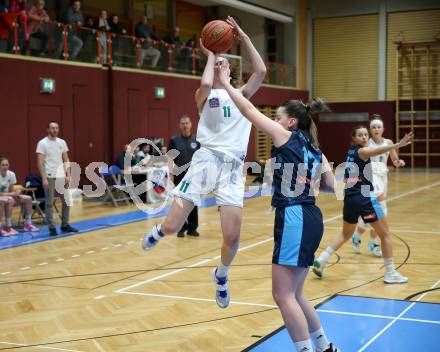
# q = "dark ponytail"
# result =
<box><xmin>281</xmin><ymin>97</ymin><xmax>330</xmax><ymax>147</ymax></box>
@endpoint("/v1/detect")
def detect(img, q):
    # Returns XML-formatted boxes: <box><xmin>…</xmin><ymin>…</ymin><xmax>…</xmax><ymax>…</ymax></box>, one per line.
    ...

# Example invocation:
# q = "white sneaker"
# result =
<box><xmin>142</xmin><ymin>224</ymin><xmax>164</xmax><ymax>250</ymax></box>
<box><xmin>316</xmin><ymin>343</ymin><xmax>341</xmax><ymax>352</ymax></box>
<box><xmin>211</xmin><ymin>268</ymin><xmax>230</xmax><ymax>309</ymax></box>
<box><xmin>312</xmin><ymin>259</ymin><xmax>325</xmax><ymax>278</ymax></box>
<box><xmin>351</xmin><ymin>234</ymin><xmax>361</xmax><ymax>254</ymax></box>
<box><xmin>368</xmin><ymin>242</ymin><xmax>382</xmax><ymax>257</ymax></box>
<box><xmin>384</xmin><ymin>270</ymin><xmax>408</xmax><ymax>284</ymax></box>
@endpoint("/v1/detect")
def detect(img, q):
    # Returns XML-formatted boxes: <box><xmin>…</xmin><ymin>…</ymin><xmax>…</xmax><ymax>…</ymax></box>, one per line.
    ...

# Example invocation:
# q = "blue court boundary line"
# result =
<box><xmin>0</xmin><ymin>187</ymin><xmax>270</xmax><ymax>251</ymax></box>
<box><xmin>241</xmin><ymin>294</ymin><xmax>439</xmax><ymax>352</ymax></box>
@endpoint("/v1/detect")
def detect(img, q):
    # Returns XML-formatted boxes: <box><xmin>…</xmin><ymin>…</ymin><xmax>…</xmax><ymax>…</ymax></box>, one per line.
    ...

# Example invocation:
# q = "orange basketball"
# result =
<box><xmin>201</xmin><ymin>20</ymin><xmax>234</xmax><ymax>54</ymax></box>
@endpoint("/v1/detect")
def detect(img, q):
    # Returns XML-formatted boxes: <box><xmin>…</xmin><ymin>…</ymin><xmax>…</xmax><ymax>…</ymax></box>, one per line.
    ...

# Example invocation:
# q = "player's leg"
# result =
<box><xmin>369</xmin><ymin>218</ymin><xmax>407</xmax><ymax>284</ymax></box>
<box><xmin>313</xmin><ymin>221</ymin><xmax>356</xmax><ymax>278</ymax></box>
<box><xmin>211</xmin><ymin>205</ymin><xmax>242</xmax><ymax>308</ymax></box>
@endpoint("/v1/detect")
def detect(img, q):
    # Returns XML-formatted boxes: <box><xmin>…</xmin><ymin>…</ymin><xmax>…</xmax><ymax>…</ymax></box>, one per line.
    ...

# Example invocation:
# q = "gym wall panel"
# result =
<box><xmin>0</xmin><ymin>55</ymin><xmax>306</xmax><ymax>182</ymax></box>
<box><xmin>313</xmin><ymin>14</ymin><xmax>379</xmax><ymax>102</ymax></box>
<box><xmin>386</xmin><ymin>9</ymin><xmax>440</xmax><ymax>100</ymax></box>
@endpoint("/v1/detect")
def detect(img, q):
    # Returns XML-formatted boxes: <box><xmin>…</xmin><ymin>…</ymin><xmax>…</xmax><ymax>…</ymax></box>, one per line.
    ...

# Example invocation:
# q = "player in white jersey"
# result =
<box><xmin>142</xmin><ymin>16</ymin><xmax>266</xmax><ymax>309</ymax></box>
<box><xmin>351</xmin><ymin>116</ymin><xmax>406</xmax><ymax>256</ymax></box>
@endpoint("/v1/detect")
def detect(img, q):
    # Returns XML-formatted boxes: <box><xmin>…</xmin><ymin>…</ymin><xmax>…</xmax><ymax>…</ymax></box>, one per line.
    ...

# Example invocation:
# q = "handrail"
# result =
<box><xmin>3</xmin><ymin>18</ymin><xmax>297</xmax><ymax>87</ymax></box>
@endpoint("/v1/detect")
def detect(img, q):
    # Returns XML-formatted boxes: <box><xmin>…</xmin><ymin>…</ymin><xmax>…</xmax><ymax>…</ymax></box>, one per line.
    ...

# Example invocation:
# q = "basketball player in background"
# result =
<box><xmin>351</xmin><ymin>115</ymin><xmax>406</xmax><ymax>256</ymax></box>
<box><xmin>142</xmin><ymin>16</ymin><xmax>266</xmax><ymax>309</ymax></box>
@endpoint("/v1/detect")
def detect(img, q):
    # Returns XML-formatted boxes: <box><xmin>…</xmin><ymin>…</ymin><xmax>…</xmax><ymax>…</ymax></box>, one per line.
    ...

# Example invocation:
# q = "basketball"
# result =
<box><xmin>201</xmin><ymin>20</ymin><xmax>234</xmax><ymax>54</ymax></box>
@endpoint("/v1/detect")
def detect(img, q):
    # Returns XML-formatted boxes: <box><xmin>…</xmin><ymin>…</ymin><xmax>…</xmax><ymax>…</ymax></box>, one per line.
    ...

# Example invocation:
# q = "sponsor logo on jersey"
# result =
<box><xmin>363</xmin><ymin>212</ymin><xmax>377</xmax><ymax>220</ymax></box>
<box><xmin>209</xmin><ymin>97</ymin><xmax>220</xmax><ymax>108</ymax></box>
<box><xmin>191</xmin><ymin>142</ymin><xmax>198</xmax><ymax>149</ymax></box>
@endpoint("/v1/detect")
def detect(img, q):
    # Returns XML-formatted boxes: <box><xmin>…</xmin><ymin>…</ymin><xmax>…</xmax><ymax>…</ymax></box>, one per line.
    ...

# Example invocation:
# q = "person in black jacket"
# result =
<box><xmin>168</xmin><ymin>115</ymin><xmax>200</xmax><ymax>237</ymax></box>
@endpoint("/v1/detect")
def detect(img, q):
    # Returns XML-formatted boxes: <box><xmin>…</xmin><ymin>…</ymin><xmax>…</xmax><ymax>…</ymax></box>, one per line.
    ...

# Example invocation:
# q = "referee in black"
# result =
<box><xmin>168</xmin><ymin>115</ymin><xmax>201</xmax><ymax>237</ymax></box>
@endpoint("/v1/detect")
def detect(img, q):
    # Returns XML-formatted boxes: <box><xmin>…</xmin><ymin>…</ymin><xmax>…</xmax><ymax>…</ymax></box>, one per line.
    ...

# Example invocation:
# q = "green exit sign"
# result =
<box><xmin>40</xmin><ymin>78</ymin><xmax>55</xmax><ymax>93</ymax></box>
<box><xmin>155</xmin><ymin>86</ymin><xmax>165</xmax><ymax>99</ymax></box>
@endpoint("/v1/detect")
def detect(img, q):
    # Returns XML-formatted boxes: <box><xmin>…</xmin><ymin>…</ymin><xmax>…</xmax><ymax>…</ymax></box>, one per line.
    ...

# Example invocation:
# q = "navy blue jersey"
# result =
<box><xmin>271</xmin><ymin>130</ymin><xmax>322</xmax><ymax>208</ymax></box>
<box><xmin>344</xmin><ymin>145</ymin><xmax>374</xmax><ymax>197</ymax></box>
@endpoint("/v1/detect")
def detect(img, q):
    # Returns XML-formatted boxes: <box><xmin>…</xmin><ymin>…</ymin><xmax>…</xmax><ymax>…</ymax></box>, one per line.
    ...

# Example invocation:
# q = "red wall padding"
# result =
<box><xmin>318</xmin><ymin>101</ymin><xmax>396</xmax><ymax>165</ymax></box>
<box><xmin>0</xmin><ymin>57</ymin><xmax>307</xmax><ymax>182</ymax></box>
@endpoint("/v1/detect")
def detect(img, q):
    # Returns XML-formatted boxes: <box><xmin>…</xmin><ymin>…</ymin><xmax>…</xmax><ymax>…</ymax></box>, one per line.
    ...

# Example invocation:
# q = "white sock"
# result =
<box><xmin>294</xmin><ymin>338</ymin><xmax>313</xmax><ymax>352</ymax></box>
<box><xmin>310</xmin><ymin>327</ymin><xmax>330</xmax><ymax>350</ymax></box>
<box><xmin>319</xmin><ymin>247</ymin><xmax>334</xmax><ymax>263</ymax></box>
<box><xmin>6</xmin><ymin>217</ymin><xmax>12</xmax><ymax>227</ymax></box>
<box><xmin>25</xmin><ymin>215</ymin><xmax>32</xmax><ymax>226</ymax></box>
<box><xmin>384</xmin><ymin>257</ymin><xmax>394</xmax><ymax>273</ymax></box>
<box><xmin>216</xmin><ymin>262</ymin><xmax>230</xmax><ymax>278</ymax></box>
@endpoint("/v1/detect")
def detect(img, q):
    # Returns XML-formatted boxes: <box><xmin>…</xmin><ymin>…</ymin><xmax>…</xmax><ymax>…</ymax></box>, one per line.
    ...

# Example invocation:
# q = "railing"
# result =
<box><xmin>1</xmin><ymin>19</ymin><xmax>296</xmax><ymax>87</ymax></box>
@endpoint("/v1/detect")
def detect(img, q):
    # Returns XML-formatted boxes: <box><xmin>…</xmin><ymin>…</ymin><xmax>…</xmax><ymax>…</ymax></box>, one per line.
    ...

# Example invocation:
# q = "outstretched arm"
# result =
<box><xmin>358</xmin><ymin>133</ymin><xmax>413</xmax><ymax>160</ymax></box>
<box><xmin>218</xmin><ymin>63</ymin><xmax>290</xmax><ymax>147</ymax></box>
<box><xmin>226</xmin><ymin>16</ymin><xmax>266</xmax><ymax>99</ymax></box>
<box><xmin>195</xmin><ymin>39</ymin><xmax>216</xmax><ymax>113</ymax></box>
<box><xmin>388</xmin><ymin>139</ymin><xmax>406</xmax><ymax>167</ymax></box>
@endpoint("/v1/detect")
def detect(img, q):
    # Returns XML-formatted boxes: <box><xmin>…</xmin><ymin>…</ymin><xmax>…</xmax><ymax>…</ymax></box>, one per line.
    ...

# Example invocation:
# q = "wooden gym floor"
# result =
<box><xmin>0</xmin><ymin>171</ymin><xmax>439</xmax><ymax>351</ymax></box>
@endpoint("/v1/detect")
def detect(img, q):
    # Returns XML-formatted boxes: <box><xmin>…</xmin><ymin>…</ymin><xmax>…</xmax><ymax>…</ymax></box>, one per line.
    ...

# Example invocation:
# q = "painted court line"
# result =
<box><xmin>0</xmin><ymin>341</ymin><xmax>84</xmax><ymax>352</ymax></box>
<box><xmin>121</xmin><ymin>291</ymin><xmax>278</xmax><ymax>309</ymax></box>
<box><xmin>317</xmin><ymin>308</ymin><xmax>440</xmax><ymax>325</ymax></box>
<box><xmin>116</xmin><ymin>181</ymin><xmax>439</xmax><ymax>297</ymax></box>
<box><xmin>358</xmin><ymin>278</ymin><xmax>440</xmax><ymax>352</ymax></box>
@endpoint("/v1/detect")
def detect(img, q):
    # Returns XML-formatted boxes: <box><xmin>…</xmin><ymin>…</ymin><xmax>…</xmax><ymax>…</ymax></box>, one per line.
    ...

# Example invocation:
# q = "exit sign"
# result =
<box><xmin>155</xmin><ymin>86</ymin><xmax>165</xmax><ymax>99</ymax></box>
<box><xmin>40</xmin><ymin>78</ymin><xmax>55</xmax><ymax>93</ymax></box>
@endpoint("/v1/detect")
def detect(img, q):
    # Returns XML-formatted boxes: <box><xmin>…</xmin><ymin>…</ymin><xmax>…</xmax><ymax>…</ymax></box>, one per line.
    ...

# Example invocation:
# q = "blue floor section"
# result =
<box><xmin>244</xmin><ymin>295</ymin><xmax>440</xmax><ymax>352</ymax></box>
<box><xmin>0</xmin><ymin>187</ymin><xmax>270</xmax><ymax>250</ymax></box>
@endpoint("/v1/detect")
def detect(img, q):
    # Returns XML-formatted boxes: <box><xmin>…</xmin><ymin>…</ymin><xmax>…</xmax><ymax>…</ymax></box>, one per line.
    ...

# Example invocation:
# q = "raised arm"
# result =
<box><xmin>358</xmin><ymin>133</ymin><xmax>413</xmax><ymax>160</ymax></box>
<box><xmin>195</xmin><ymin>40</ymin><xmax>216</xmax><ymax>112</ymax></box>
<box><xmin>226</xmin><ymin>16</ymin><xmax>266</xmax><ymax>99</ymax></box>
<box><xmin>387</xmin><ymin>139</ymin><xmax>406</xmax><ymax>167</ymax></box>
<box><xmin>218</xmin><ymin>64</ymin><xmax>290</xmax><ymax>147</ymax></box>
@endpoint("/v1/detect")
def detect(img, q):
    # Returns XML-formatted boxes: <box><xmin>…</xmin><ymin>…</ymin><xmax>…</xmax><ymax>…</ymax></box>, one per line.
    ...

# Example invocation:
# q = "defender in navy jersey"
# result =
<box><xmin>314</xmin><ymin>125</ymin><xmax>413</xmax><ymax>285</ymax></box>
<box><xmin>219</xmin><ymin>64</ymin><xmax>340</xmax><ymax>352</ymax></box>
<box><xmin>351</xmin><ymin>116</ymin><xmax>407</xmax><ymax>257</ymax></box>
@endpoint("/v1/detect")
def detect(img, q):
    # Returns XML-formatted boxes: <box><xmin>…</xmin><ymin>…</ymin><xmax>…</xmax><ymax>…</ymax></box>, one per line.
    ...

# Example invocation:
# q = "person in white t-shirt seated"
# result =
<box><xmin>0</xmin><ymin>157</ymin><xmax>39</xmax><ymax>236</ymax></box>
<box><xmin>136</xmin><ymin>143</ymin><xmax>152</xmax><ymax>166</ymax></box>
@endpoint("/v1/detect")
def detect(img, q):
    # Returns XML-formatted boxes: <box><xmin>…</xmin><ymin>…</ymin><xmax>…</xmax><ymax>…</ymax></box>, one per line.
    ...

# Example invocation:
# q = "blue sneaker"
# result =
<box><xmin>211</xmin><ymin>268</ymin><xmax>230</xmax><ymax>309</ymax></box>
<box><xmin>142</xmin><ymin>224</ymin><xmax>164</xmax><ymax>250</ymax></box>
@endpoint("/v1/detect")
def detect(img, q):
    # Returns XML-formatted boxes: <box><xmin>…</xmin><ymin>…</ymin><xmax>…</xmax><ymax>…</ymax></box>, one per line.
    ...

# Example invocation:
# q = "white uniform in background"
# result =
<box><xmin>369</xmin><ymin>138</ymin><xmax>390</xmax><ymax>206</ymax></box>
<box><xmin>172</xmin><ymin>88</ymin><xmax>251</xmax><ymax>207</ymax></box>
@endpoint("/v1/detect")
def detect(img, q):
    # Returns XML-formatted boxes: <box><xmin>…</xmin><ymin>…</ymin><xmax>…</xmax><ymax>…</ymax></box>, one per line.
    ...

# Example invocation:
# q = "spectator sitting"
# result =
<box><xmin>135</xmin><ymin>15</ymin><xmax>160</xmax><ymax>68</ymax></box>
<box><xmin>0</xmin><ymin>0</ymin><xmax>13</xmax><ymax>53</ymax></box>
<box><xmin>163</xmin><ymin>26</ymin><xmax>182</xmax><ymax>46</ymax></box>
<box><xmin>136</xmin><ymin>143</ymin><xmax>151</xmax><ymax>166</ymax></box>
<box><xmin>28</xmin><ymin>0</ymin><xmax>50</xmax><ymax>56</ymax></box>
<box><xmin>0</xmin><ymin>157</ymin><xmax>39</xmax><ymax>236</ymax></box>
<box><xmin>94</xmin><ymin>9</ymin><xmax>110</xmax><ymax>63</ymax></box>
<box><xmin>61</xmin><ymin>0</ymin><xmax>84</xmax><ymax>60</ymax></box>
<box><xmin>115</xmin><ymin>144</ymin><xmax>136</xmax><ymax>170</ymax></box>
<box><xmin>109</xmin><ymin>14</ymin><xmax>126</xmax><ymax>35</ymax></box>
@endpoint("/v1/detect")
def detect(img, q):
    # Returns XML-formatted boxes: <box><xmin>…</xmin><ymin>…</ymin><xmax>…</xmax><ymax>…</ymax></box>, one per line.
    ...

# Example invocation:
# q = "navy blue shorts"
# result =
<box><xmin>273</xmin><ymin>204</ymin><xmax>324</xmax><ymax>268</ymax></box>
<box><xmin>343</xmin><ymin>193</ymin><xmax>385</xmax><ymax>224</ymax></box>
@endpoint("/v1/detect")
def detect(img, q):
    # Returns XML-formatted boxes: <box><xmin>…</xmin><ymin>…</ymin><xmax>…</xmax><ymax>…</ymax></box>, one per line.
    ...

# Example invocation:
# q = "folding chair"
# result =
<box><xmin>99</xmin><ymin>165</ymin><xmax>132</xmax><ymax>206</ymax></box>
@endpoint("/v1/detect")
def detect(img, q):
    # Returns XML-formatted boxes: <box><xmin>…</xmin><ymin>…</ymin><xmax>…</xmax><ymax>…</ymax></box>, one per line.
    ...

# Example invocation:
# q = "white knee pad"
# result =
<box><xmin>379</xmin><ymin>200</ymin><xmax>388</xmax><ymax>216</ymax></box>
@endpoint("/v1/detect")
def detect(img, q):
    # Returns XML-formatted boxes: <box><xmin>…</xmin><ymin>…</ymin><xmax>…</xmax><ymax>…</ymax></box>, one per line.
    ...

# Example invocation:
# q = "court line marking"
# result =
<box><xmin>358</xmin><ymin>277</ymin><xmax>440</xmax><ymax>352</ymax></box>
<box><xmin>0</xmin><ymin>341</ymin><xmax>84</xmax><ymax>352</ymax></box>
<box><xmin>121</xmin><ymin>291</ymin><xmax>278</xmax><ymax>308</ymax></box>
<box><xmin>317</xmin><ymin>308</ymin><xmax>440</xmax><ymax>325</ymax></box>
<box><xmin>117</xmin><ymin>291</ymin><xmax>440</xmax><ymax>325</ymax></box>
<box><xmin>116</xmin><ymin>180</ymin><xmax>439</xmax><ymax>295</ymax></box>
